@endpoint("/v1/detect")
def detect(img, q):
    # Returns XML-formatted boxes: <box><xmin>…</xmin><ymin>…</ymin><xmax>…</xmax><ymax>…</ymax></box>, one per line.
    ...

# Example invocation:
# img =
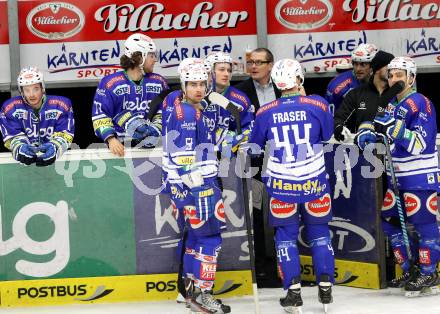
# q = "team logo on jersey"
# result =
<box><xmin>26</xmin><ymin>2</ymin><xmax>85</xmax><ymax>40</ymax></box>
<box><xmin>214</xmin><ymin>200</ymin><xmax>226</xmax><ymax>223</ymax></box>
<box><xmin>305</xmin><ymin>193</ymin><xmax>331</xmax><ymax>217</ymax></box>
<box><xmin>426</xmin><ymin>193</ymin><xmax>438</xmax><ymax>216</ymax></box>
<box><xmin>382</xmin><ymin>189</ymin><xmax>396</xmax><ymax>211</ymax></box>
<box><xmin>403</xmin><ymin>193</ymin><xmax>421</xmax><ymax>216</ymax></box>
<box><xmin>275</xmin><ymin>0</ymin><xmax>333</xmax><ymax>31</ymax></box>
<box><xmin>184</xmin><ymin>206</ymin><xmax>205</xmax><ymax>229</ymax></box>
<box><xmin>270</xmin><ymin>198</ymin><xmax>297</xmax><ymax>219</ymax></box>
<box><xmin>113</xmin><ymin>84</ymin><xmax>130</xmax><ymax>96</ymax></box>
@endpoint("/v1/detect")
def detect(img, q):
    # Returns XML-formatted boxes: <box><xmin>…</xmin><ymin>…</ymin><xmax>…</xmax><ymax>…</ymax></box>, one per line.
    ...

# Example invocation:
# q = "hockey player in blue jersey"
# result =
<box><xmin>325</xmin><ymin>43</ymin><xmax>377</xmax><ymax>114</ymax></box>
<box><xmin>204</xmin><ymin>52</ymin><xmax>254</xmax><ymax>157</ymax></box>
<box><xmin>249</xmin><ymin>59</ymin><xmax>334</xmax><ymax>312</ymax></box>
<box><xmin>163</xmin><ymin>59</ymin><xmax>230</xmax><ymax>314</ymax></box>
<box><xmin>0</xmin><ymin>67</ymin><xmax>74</xmax><ymax>166</ymax></box>
<box><xmin>355</xmin><ymin>57</ymin><xmax>440</xmax><ymax>296</ymax></box>
<box><xmin>92</xmin><ymin>33</ymin><xmax>168</xmax><ymax>157</ymax></box>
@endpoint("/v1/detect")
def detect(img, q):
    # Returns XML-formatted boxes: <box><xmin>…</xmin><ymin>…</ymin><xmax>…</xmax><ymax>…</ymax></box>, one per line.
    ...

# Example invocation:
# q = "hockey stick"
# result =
<box><xmin>208</xmin><ymin>92</ymin><xmax>261</xmax><ymax>314</ymax></box>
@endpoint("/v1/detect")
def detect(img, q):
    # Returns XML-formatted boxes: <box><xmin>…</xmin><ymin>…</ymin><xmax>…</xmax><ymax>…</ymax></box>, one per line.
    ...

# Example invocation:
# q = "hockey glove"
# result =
<box><xmin>333</xmin><ymin>124</ymin><xmax>351</xmax><ymax>142</ymax></box>
<box><xmin>191</xmin><ymin>183</ymin><xmax>221</xmax><ymax>221</ymax></box>
<box><xmin>221</xmin><ymin>130</ymin><xmax>247</xmax><ymax>158</ymax></box>
<box><xmin>36</xmin><ymin>142</ymin><xmax>57</xmax><ymax>167</ymax></box>
<box><xmin>14</xmin><ymin>143</ymin><xmax>37</xmax><ymax>165</ymax></box>
<box><xmin>177</xmin><ymin>166</ymin><xmax>204</xmax><ymax>189</ymax></box>
<box><xmin>374</xmin><ymin>113</ymin><xmax>405</xmax><ymax>141</ymax></box>
<box><xmin>140</xmin><ymin>125</ymin><xmax>160</xmax><ymax>148</ymax></box>
<box><xmin>354</xmin><ymin>121</ymin><xmax>376</xmax><ymax>151</ymax></box>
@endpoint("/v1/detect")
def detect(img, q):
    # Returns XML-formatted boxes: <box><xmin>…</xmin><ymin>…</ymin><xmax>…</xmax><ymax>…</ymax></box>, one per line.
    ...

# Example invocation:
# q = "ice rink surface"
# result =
<box><xmin>1</xmin><ymin>285</ymin><xmax>439</xmax><ymax>314</ymax></box>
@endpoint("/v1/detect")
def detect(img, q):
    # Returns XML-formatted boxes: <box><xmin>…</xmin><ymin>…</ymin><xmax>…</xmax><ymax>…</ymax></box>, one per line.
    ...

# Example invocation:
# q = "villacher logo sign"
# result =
<box><xmin>275</xmin><ymin>0</ymin><xmax>333</xmax><ymax>30</ymax></box>
<box><xmin>26</xmin><ymin>2</ymin><xmax>85</xmax><ymax>40</ymax></box>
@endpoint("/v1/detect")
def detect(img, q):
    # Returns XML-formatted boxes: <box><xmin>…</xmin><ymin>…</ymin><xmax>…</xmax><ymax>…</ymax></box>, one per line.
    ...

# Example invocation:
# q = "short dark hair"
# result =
<box><xmin>252</xmin><ymin>48</ymin><xmax>274</xmax><ymax>63</ymax></box>
<box><xmin>120</xmin><ymin>52</ymin><xmax>143</xmax><ymax>70</ymax></box>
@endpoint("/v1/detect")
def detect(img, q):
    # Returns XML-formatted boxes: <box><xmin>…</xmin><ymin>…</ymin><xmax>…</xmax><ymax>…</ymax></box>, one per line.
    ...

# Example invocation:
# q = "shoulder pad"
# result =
<box><xmin>2</xmin><ymin>97</ymin><xmax>24</xmax><ymax>115</ymax></box>
<box><xmin>256</xmin><ymin>99</ymin><xmax>279</xmax><ymax>117</ymax></box>
<box><xmin>47</xmin><ymin>96</ymin><xmax>71</xmax><ymax>112</ymax></box>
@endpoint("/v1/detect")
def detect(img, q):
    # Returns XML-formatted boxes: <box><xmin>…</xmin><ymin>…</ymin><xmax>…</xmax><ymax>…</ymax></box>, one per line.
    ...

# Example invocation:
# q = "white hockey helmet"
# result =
<box><xmin>205</xmin><ymin>52</ymin><xmax>233</xmax><ymax>69</ymax></box>
<box><xmin>271</xmin><ymin>58</ymin><xmax>304</xmax><ymax>91</ymax></box>
<box><xmin>388</xmin><ymin>56</ymin><xmax>417</xmax><ymax>77</ymax></box>
<box><xmin>17</xmin><ymin>66</ymin><xmax>45</xmax><ymax>90</ymax></box>
<box><xmin>177</xmin><ymin>58</ymin><xmax>209</xmax><ymax>75</ymax></box>
<box><xmin>179</xmin><ymin>58</ymin><xmax>209</xmax><ymax>92</ymax></box>
<box><xmin>351</xmin><ymin>43</ymin><xmax>378</xmax><ymax>63</ymax></box>
<box><xmin>124</xmin><ymin>33</ymin><xmax>157</xmax><ymax>61</ymax></box>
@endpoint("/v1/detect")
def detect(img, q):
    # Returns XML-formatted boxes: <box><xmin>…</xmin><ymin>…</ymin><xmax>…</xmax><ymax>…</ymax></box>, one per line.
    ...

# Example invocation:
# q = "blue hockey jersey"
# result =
<box><xmin>325</xmin><ymin>70</ymin><xmax>360</xmax><ymax>114</ymax></box>
<box><xmin>385</xmin><ymin>92</ymin><xmax>439</xmax><ymax>191</ymax></box>
<box><xmin>92</xmin><ymin>71</ymin><xmax>168</xmax><ymax>141</ymax></box>
<box><xmin>249</xmin><ymin>94</ymin><xmax>333</xmax><ymax>203</ymax></box>
<box><xmin>163</xmin><ymin>97</ymin><xmax>220</xmax><ymax>185</ymax></box>
<box><xmin>0</xmin><ymin>95</ymin><xmax>74</xmax><ymax>155</ymax></box>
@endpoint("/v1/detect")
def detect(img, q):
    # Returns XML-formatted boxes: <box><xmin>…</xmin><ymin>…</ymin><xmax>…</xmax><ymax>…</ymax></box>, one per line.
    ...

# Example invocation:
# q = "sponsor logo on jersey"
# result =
<box><xmin>271</xmin><ymin>178</ymin><xmax>326</xmax><ymax>195</ymax></box>
<box><xmin>96</xmin><ymin>88</ymin><xmax>106</xmax><ymax>97</ymax></box>
<box><xmin>200</xmin><ymin>262</ymin><xmax>217</xmax><ymax>281</ymax></box>
<box><xmin>270</xmin><ymin>198</ymin><xmax>297</xmax><ymax>219</ymax></box>
<box><xmin>48</xmin><ymin>98</ymin><xmax>69</xmax><ymax>111</ymax></box>
<box><xmin>397</xmin><ymin>106</ymin><xmax>408</xmax><ymax>119</ymax></box>
<box><xmin>4</xmin><ymin>99</ymin><xmax>23</xmax><ymax>114</ymax></box>
<box><xmin>229</xmin><ymin>91</ymin><xmax>247</xmax><ymax>108</ymax></box>
<box><xmin>113</xmin><ymin>84</ymin><xmax>130</xmax><ymax>96</ymax></box>
<box><xmin>170</xmin><ymin>186</ymin><xmax>188</xmax><ymax>200</ymax></box>
<box><xmin>334</xmin><ymin>78</ymin><xmax>352</xmax><ymax>95</ymax></box>
<box><xmin>299</xmin><ymin>96</ymin><xmax>327</xmax><ymax>111</ymax></box>
<box><xmin>305</xmin><ymin>193</ymin><xmax>331</xmax><ymax>217</ymax></box>
<box><xmin>181</xmin><ymin>121</ymin><xmax>196</xmax><ymax>131</ymax></box>
<box><xmin>44</xmin><ymin>109</ymin><xmax>62</xmax><ymax>120</ymax></box>
<box><xmin>393</xmin><ymin>248</ymin><xmax>405</xmax><ymax>264</ymax></box>
<box><xmin>275</xmin><ymin>0</ymin><xmax>333</xmax><ymax>31</ymax></box>
<box><xmin>184</xmin><ymin>206</ymin><xmax>205</xmax><ymax>229</ymax></box>
<box><xmin>145</xmin><ymin>83</ymin><xmax>163</xmax><ymax>94</ymax></box>
<box><xmin>426</xmin><ymin>192</ymin><xmax>438</xmax><ymax>216</ymax></box>
<box><xmin>405</xmin><ymin>98</ymin><xmax>418</xmax><ymax>113</ymax></box>
<box><xmin>122</xmin><ymin>98</ymin><xmax>150</xmax><ymax>111</ymax></box>
<box><xmin>382</xmin><ymin>189</ymin><xmax>396</xmax><ymax>211</ymax></box>
<box><xmin>12</xmin><ymin>109</ymin><xmax>29</xmax><ymax>120</ymax></box>
<box><xmin>424</xmin><ymin>96</ymin><xmax>432</xmax><ymax>114</ymax></box>
<box><xmin>214</xmin><ymin>200</ymin><xmax>226</xmax><ymax>222</ymax></box>
<box><xmin>358</xmin><ymin>101</ymin><xmax>366</xmax><ymax>110</ymax></box>
<box><xmin>106</xmin><ymin>75</ymin><xmax>125</xmax><ymax>89</ymax></box>
<box><xmin>256</xmin><ymin>100</ymin><xmax>279</xmax><ymax>116</ymax></box>
<box><xmin>419</xmin><ymin>248</ymin><xmax>431</xmax><ymax>265</ymax></box>
<box><xmin>403</xmin><ymin>192</ymin><xmax>421</xmax><ymax>216</ymax></box>
<box><xmin>26</xmin><ymin>2</ymin><xmax>85</xmax><ymax>40</ymax></box>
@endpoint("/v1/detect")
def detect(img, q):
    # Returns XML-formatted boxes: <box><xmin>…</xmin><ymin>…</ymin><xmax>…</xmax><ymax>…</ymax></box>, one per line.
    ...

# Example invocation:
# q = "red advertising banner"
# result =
<box><xmin>0</xmin><ymin>0</ymin><xmax>9</xmax><ymax>44</ymax></box>
<box><xmin>18</xmin><ymin>0</ymin><xmax>256</xmax><ymax>44</ymax></box>
<box><xmin>267</xmin><ymin>0</ymin><xmax>440</xmax><ymax>34</ymax></box>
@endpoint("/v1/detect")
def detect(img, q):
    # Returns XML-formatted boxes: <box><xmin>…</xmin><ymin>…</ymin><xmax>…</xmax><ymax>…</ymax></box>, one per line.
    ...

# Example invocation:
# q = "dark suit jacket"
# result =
<box><xmin>234</xmin><ymin>77</ymin><xmax>281</xmax><ymax>113</ymax></box>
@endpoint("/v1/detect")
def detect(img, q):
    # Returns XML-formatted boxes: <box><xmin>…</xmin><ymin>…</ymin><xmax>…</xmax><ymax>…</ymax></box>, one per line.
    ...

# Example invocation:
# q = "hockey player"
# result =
<box><xmin>0</xmin><ymin>67</ymin><xmax>74</xmax><ymax>166</ymax></box>
<box><xmin>325</xmin><ymin>43</ymin><xmax>377</xmax><ymax>114</ymax></box>
<box><xmin>204</xmin><ymin>52</ymin><xmax>254</xmax><ymax>157</ymax></box>
<box><xmin>92</xmin><ymin>33</ymin><xmax>168</xmax><ymax>157</ymax></box>
<box><xmin>355</xmin><ymin>57</ymin><xmax>440</xmax><ymax>296</ymax></box>
<box><xmin>249</xmin><ymin>59</ymin><xmax>334</xmax><ymax>312</ymax></box>
<box><xmin>163</xmin><ymin>58</ymin><xmax>230</xmax><ymax>313</ymax></box>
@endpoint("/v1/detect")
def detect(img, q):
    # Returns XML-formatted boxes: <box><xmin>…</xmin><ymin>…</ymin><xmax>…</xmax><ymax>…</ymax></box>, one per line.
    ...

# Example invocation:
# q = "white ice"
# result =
<box><xmin>0</xmin><ymin>286</ymin><xmax>439</xmax><ymax>314</ymax></box>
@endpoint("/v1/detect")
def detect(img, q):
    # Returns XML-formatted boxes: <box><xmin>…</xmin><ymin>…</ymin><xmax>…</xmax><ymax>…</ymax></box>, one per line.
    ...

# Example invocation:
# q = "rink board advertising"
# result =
<box><xmin>0</xmin><ymin>144</ymin><xmax>384</xmax><ymax>306</ymax></box>
<box><xmin>0</xmin><ymin>0</ymin><xmax>439</xmax><ymax>85</ymax></box>
<box><xmin>267</xmin><ymin>0</ymin><xmax>440</xmax><ymax>73</ymax></box>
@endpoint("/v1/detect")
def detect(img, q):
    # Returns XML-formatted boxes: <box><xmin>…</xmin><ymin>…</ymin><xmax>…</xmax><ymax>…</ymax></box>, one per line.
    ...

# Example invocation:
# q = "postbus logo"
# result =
<box><xmin>26</xmin><ymin>2</ymin><xmax>85</xmax><ymax>40</ymax></box>
<box><xmin>275</xmin><ymin>0</ymin><xmax>333</xmax><ymax>31</ymax></box>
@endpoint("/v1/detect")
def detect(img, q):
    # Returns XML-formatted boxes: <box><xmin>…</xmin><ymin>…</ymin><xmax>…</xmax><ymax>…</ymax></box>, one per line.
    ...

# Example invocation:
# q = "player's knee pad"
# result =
<box><xmin>192</xmin><ymin>234</ymin><xmax>222</xmax><ymax>290</ymax></box>
<box><xmin>274</xmin><ymin>225</ymin><xmax>300</xmax><ymax>289</ymax></box>
<box><xmin>183</xmin><ymin>231</ymin><xmax>197</xmax><ymax>276</ymax></box>
<box><xmin>415</xmin><ymin>223</ymin><xmax>440</xmax><ymax>274</ymax></box>
<box><xmin>307</xmin><ymin>224</ymin><xmax>334</xmax><ymax>284</ymax></box>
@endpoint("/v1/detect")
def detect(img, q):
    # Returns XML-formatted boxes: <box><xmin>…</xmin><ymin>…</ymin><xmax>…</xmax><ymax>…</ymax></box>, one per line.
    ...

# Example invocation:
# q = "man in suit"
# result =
<box><xmin>235</xmin><ymin>48</ymin><xmax>281</xmax><ymax>112</ymax></box>
<box><xmin>234</xmin><ymin>48</ymin><xmax>281</xmax><ymax>286</ymax></box>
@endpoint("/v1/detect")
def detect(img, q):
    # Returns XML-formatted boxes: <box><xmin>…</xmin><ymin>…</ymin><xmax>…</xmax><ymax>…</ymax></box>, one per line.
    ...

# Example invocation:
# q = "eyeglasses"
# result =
<box><xmin>246</xmin><ymin>60</ymin><xmax>271</xmax><ymax>66</ymax></box>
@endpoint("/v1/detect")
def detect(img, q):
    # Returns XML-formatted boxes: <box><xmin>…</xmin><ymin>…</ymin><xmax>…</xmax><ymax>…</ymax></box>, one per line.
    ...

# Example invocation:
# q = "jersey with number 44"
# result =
<box><xmin>249</xmin><ymin>95</ymin><xmax>333</xmax><ymax>203</ymax></box>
